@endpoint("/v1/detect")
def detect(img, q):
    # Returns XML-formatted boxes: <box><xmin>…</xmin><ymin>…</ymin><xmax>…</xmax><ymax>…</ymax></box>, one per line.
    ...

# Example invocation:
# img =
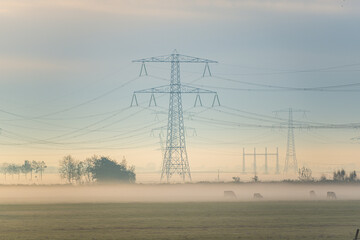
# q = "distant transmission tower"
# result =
<box><xmin>284</xmin><ymin>108</ymin><xmax>297</xmax><ymax>173</ymax></box>
<box><xmin>274</xmin><ymin>108</ymin><xmax>307</xmax><ymax>173</ymax></box>
<box><xmin>132</xmin><ymin>51</ymin><xmax>219</xmax><ymax>182</ymax></box>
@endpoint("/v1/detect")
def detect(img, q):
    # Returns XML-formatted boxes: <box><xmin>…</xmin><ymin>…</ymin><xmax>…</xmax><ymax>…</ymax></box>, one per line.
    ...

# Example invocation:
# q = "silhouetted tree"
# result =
<box><xmin>1</xmin><ymin>163</ymin><xmax>8</xmax><ymax>181</ymax></box>
<box><xmin>333</xmin><ymin>169</ymin><xmax>346</xmax><ymax>181</ymax></box>
<box><xmin>332</xmin><ymin>169</ymin><xmax>358</xmax><ymax>182</ymax></box>
<box><xmin>82</xmin><ymin>156</ymin><xmax>95</xmax><ymax>183</ymax></box>
<box><xmin>320</xmin><ymin>175</ymin><xmax>327</xmax><ymax>182</ymax></box>
<box><xmin>232</xmin><ymin>176</ymin><xmax>240</xmax><ymax>183</ymax></box>
<box><xmin>59</xmin><ymin>155</ymin><xmax>79</xmax><ymax>184</ymax></box>
<box><xmin>298</xmin><ymin>167</ymin><xmax>313</xmax><ymax>181</ymax></box>
<box><xmin>31</xmin><ymin>160</ymin><xmax>40</xmax><ymax>180</ymax></box>
<box><xmin>0</xmin><ymin>161</ymin><xmax>46</xmax><ymax>183</ymax></box>
<box><xmin>75</xmin><ymin>161</ymin><xmax>85</xmax><ymax>184</ymax></box>
<box><xmin>7</xmin><ymin>164</ymin><xmax>20</xmax><ymax>179</ymax></box>
<box><xmin>21</xmin><ymin>160</ymin><xmax>32</xmax><ymax>180</ymax></box>
<box><xmin>252</xmin><ymin>175</ymin><xmax>259</xmax><ymax>182</ymax></box>
<box><xmin>37</xmin><ymin>161</ymin><xmax>47</xmax><ymax>181</ymax></box>
<box><xmin>348</xmin><ymin>171</ymin><xmax>357</xmax><ymax>182</ymax></box>
<box><xmin>89</xmin><ymin>156</ymin><xmax>135</xmax><ymax>183</ymax></box>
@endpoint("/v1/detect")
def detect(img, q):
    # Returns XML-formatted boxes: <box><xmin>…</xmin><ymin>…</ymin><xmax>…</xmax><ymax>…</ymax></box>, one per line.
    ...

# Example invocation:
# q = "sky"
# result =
<box><xmin>0</xmin><ymin>0</ymin><xmax>360</xmax><ymax>178</ymax></box>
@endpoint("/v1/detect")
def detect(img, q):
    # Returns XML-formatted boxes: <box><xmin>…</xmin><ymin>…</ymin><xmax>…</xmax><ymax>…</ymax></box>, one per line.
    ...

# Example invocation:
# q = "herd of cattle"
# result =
<box><xmin>224</xmin><ymin>190</ymin><xmax>337</xmax><ymax>200</ymax></box>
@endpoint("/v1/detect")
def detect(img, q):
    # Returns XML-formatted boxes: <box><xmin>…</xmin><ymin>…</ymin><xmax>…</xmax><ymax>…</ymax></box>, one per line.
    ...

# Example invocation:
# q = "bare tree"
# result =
<box><xmin>333</xmin><ymin>169</ymin><xmax>346</xmax><ymax>181</ymax></box>
<box><xmin>31</xmin><ymin>160</ymin><xmax>41</xmax><ymax>180</ymax></box>
<box><xmin>1</xmin><ymin>163</ymin><xmax>9</xmax><ymax>181</ymax></box>
<box><xmin>75</xmin><ymin>161</ymin><xmax>84</xmax><ymax>184</ymax></box>
<box><xmin>37</xmin><ymin>161</ymin><xmax>47</xmax><ymax>181</ymax></box>
<box><xmin>7</xmin><ymin>164</ymin><xmax>20</xmax><ymax>180</ymax></box>
<box><xmin>349</xmin><ymin>171</ymin><xmax>357</xmax><ymax>182</ymax></box>
<box><xmin>21</xmin><ymin>160</ymin><xmax>32</xmax><ymax>180</ymax></box>
<box><xmin>82</xmin><ymin>157</ymin><xmax>95</xmax><ymax>183</ymax></box>
<box><xmin>59</xmin><ymin>155</ymin><xmax>79</xmax><ymax>184</ymax></box>
<box><xmin>298</xmin><ymin>167</ymin><xmax>313</xmax><ymax>181</ymax></box>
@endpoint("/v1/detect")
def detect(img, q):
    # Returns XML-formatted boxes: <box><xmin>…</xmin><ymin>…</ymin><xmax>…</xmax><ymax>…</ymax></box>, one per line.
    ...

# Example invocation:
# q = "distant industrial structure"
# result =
<box><xmin>132</xmin><ymin>51</ymin><xmax>219</xmax><ymax>182</ymax></box>
<box><xmin>242</xmin><ymin>147</ymin><xmax>279</xmax><ymax>174</ymax></box>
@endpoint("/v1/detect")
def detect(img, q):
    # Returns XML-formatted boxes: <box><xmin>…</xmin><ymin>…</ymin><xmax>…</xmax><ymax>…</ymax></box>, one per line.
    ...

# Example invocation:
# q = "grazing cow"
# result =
<box><xmin>327</xmin><ymin>191</ymin><xmax>337</xmax><ymax>200</ymax></box>
<box><xmin>309</xmin><ymin>190</ymin><xmax>316</xmax><ymax>198</ymax></box>
<box><xmin>224</xmin><ymin>191</ymin><xmax>237</xmax><ymax>199</ymax></box>
<box><xmin>253</xmin><ymin>193</ymin><xmax>263</xmax><ymax>199</ymax></box>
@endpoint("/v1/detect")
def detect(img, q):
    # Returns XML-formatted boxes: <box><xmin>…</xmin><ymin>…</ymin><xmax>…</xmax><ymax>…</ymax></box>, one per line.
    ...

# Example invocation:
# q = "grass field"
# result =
<box><xmin>1</xmin><ymin>201</ymin><xmax>360</xmax><ymax>240</ymax></box>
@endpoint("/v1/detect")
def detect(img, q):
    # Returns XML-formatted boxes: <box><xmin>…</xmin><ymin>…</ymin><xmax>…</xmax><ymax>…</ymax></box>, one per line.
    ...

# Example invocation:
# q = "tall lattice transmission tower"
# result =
<box><xmin>274</xmin><ymin>108</ymin><xmax>307</xmax><ymax>173</ymax></box>
<box><xmin>284</xmin><ymin>108</ymin><xmax>297</xmax><ymax>173</ymax></box>
<box><xmin>132</xmin><ymin>51</ymin><xmax>219</xmax><ymax>182</ymax></box>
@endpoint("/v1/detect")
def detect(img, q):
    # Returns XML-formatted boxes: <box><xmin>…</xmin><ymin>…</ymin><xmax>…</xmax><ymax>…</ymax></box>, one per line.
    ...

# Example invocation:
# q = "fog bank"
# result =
<box><xmin>1</xmin><ymin>183</ymin><xmax>360</xmax><ymax>204</ymax></box>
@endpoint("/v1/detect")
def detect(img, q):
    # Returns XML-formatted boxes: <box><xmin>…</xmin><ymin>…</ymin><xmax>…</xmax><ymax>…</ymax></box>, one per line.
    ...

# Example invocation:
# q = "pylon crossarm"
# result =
<box><xmin>133</xmin><ymin>54</ymin><xmax>217</xmax><ymax>63</ymax></box>
<box><xmin>134</xmin><ymin>84</ymin><xmax>217</xmax><ymax>94</ymax></box>
<box><xmin>180</xmin><ymin>85</ymin><xmax>216</xmax><ymax>94</ymax></box>
<box><xmin>135</xmin><ymin>85</ymin><xmax>170</xmax><ymax>93</ymax></box>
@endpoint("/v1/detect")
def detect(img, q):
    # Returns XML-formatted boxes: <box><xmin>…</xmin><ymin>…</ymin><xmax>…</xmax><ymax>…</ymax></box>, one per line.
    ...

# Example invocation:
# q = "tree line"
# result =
<box><xmin>298</xmin><ymin>168</ymin><xmax>358</xmax><ymax>182</ymax></box>
<box><xmin>59</xmin><ymin>155</ymin><xmax>136</xmax><ymax>184</ymax></box>
<box><xmin>296</xmin><ymin>167</ymin><xmax>358</xmax><ymax>183</ymax></box>
<box><xmin>0</xmin><ymin>160</ymin><xmax>47</xmax><ymax>181</ymax></box>
<box><xmin>331</xmin><ymin>169</ymin><xmax>357</xmax><ymax>182</ymax></box>
<box><xmin>232</xmin><ymin>168</ymin><xmax>358</xmax><ymax>183</ymax></box>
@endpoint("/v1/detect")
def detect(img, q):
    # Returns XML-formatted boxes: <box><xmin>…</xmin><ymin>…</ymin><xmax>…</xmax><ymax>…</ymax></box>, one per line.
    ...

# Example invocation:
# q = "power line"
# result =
<box><xmin>188</xmin><ymin>82</ymin><xmax>360</xmax><ymax>92</ymax></box>
<box><xmin>10</xmin><ymin>62</ymin><xmax>134</xmax><ymax>112</ymax></box>
<box><xmin>208</xmin><ymin>75</ymin><xmax>360</xmax><ymax>92</ymax></box>
<box><xmin>215</xmin><ymin>62</ymin><xmax>360</xmax><ymax>76</ymax></box>
<box><xmin>0</xmin><ymin>76</ymin><xmax>140</xmax><ymax>122</ymax></box>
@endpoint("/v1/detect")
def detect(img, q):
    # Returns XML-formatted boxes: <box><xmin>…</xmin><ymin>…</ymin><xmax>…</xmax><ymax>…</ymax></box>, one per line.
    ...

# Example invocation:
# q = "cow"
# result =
<box><xmin>224</xmin><ymin>191</ymin><xmax>237</xmax><ymax>199</ymax></box>
<box><xmin>253</xmin><ymin>193</ymin><xmax>263</xmax><ymax>199</ymax></box>
<box><xmin>309</xmin><ymin>190</ymin><xmax>316</xmax><ymax>198</ymax></box>
<box><xmin>327</xmin><ymin>191</ymin><xmax>337</xmax><ymax>200</ymax></box>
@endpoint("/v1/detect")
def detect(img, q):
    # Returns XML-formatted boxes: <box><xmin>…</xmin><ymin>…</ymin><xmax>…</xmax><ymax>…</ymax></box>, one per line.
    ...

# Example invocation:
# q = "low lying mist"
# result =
<box><xmin>1</xmin><ymin>183</ymin><xmax>360</xmax><ymax>204</ymax></box>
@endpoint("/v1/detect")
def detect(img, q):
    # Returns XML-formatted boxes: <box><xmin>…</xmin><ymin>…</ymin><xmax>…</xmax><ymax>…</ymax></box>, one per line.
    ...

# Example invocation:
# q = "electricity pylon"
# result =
<box><xmin>132</xmin><ymin>51</ymin><xmax>219</xmax><ymax>182</ymax></box>
<box><xmin>284</xmin><ymin>108</ymin><xmax>297</xmax><ymax>173</ymax></box>
<box><xmin>151</xmin><ymin>126</ymin><xmax>197</xmax><ymax>178</ymax></box>
<box><xmin>274</xmin><ymin>108</ymin><xmax>308</xmax><ymax>173</ymax></box>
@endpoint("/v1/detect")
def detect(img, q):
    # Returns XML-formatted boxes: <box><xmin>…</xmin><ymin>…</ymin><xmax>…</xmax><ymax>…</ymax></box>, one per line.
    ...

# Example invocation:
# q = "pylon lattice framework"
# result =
<box><xmin>273</xmin><ymin>108</ymin><xmax>308</xmax><ymax>173</ymax></box>
<box><xmin>132</xmin><ymin>51</ymin><xmax>218</xmax><ymax>182</ymax></box>
<box><xmin>284</xmin><ymin>108</ymin><xmax>297</xmax><ymax>173</ymax></box>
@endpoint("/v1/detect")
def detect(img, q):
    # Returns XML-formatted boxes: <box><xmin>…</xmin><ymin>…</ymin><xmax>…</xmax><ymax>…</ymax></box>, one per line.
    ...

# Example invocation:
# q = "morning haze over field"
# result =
<box><xmin>0</xmin><ymin>0</ymin><xmax>360</xmax><ymax>183</ymax></box>
<box><xmin>2</xmin><ymin>1</ymin><xmax>360</xmax><ymax>240</ymax></box>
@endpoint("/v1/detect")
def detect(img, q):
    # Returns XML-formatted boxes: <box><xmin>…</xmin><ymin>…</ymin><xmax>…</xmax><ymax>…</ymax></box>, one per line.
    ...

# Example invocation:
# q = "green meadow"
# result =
<box><xmin>1</xmin><ymin>201</ymin><xmax>359</xmax><ymax>240</ymax></box>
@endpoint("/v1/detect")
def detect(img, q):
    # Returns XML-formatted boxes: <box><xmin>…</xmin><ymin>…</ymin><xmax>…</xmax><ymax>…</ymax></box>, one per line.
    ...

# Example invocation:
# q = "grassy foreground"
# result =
<box><xmin>0</xmin><ymin>201</ymin><xmax>359</xmax><ymax>240</ymax></box>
